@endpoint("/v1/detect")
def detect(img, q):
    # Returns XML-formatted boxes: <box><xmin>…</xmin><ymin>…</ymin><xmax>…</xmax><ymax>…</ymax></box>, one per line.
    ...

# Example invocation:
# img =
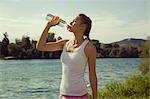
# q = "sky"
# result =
<box><xmin>0</xmin><ymin>0</ymin><xmax>149</xmax><ymax>43</ymax></box>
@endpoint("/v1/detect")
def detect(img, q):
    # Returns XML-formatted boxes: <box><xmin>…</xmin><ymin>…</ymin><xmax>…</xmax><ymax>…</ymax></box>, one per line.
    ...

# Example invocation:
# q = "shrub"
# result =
<box><xmin>90</xmin><ymin>76</ymin><xmax>150</xmax><ymax>99</ymax></box>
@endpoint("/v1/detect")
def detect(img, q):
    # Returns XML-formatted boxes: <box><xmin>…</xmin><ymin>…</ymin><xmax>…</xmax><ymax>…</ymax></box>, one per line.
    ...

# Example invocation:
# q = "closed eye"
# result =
<box><xmin>74</xmin><ymin>19</ymin><xmax>77</xmax><ymax>22</ymax></box>
<box><xmin>73</xmin><ymin>19</ymin><xmax>77</xmax><ymax>24</ymax></box>
<box><xmin>70</xmin><ymin>19</ymin><xmax>77</xmax><ymax>25</ymax></box>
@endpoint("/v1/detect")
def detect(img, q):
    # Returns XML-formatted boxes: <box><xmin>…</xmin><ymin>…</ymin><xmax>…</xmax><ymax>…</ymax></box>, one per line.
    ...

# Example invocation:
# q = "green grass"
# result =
<box><xmin>90</xmin><ymin>75</ymin><xmax>150</xmax><ymax>99</ymax></box>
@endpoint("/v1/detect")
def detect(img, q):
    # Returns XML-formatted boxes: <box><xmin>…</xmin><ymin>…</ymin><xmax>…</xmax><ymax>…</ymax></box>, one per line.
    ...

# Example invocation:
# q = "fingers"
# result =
<box><xmin>55</xmin><ymin>16</ymin><xmax>60</xmax><ymax>20</ymax></box>
<box><xmin>48</xmin><ymin>16</ymin><xmax>60</xmax><ymax>26</ymax></box>
<box><xmin>52</xmin><ymin>16</ymin><xmax>60</xmax><ymax>21</ymax></box>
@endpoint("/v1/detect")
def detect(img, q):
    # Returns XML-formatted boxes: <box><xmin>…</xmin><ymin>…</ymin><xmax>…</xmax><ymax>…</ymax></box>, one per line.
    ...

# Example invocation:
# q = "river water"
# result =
<box><xmin>0</xmin><ymin>58</ymin><xmax>140</xmax><ymax>99</ymax></box>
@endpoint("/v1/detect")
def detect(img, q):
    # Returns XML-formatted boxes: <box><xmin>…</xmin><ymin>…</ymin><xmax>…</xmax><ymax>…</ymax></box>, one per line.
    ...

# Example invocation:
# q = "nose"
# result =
<box><xmin>70</xmin><ymin>21</ymin><xmax>74</xmax><ymax>25</ymax></box>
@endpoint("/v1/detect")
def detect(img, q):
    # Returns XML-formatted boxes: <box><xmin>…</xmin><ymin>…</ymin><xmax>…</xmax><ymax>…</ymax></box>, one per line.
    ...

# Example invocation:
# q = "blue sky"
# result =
<box><xmin>0</xmin><ymin>0</ymin><xmax>149</xmax><ymax>43</ymax></box>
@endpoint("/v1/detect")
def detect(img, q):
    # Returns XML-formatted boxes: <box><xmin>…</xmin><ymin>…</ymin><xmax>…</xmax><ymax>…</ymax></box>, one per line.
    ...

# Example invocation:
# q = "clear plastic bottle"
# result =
<box><xmin>45</xmin><ymin>13</ymin><xmax>67</xmax><ymax>27</ymax></box>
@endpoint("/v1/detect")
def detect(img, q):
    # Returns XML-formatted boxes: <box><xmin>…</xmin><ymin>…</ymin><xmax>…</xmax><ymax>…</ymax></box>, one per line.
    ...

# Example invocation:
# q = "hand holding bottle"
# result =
<box><xmin>46</xmin><ymin>13</ymin><xmax>67</xmax><ymax>27</ymax></box>
<box><xmin>47</xmin><ymin>16</ymin><xmax>61</xmax><ymax>27</ymax></box>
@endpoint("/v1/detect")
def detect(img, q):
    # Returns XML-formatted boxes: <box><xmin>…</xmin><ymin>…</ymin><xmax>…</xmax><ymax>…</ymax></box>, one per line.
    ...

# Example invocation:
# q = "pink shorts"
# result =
<box><xmin>59</xmin><ymin>93</ymin><xmax>90</xmax><ymax>99</ymax></box>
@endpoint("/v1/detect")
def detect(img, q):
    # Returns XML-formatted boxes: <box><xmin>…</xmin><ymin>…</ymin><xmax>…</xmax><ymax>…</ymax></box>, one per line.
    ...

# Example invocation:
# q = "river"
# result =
<box><xmin>0</xmin><ymin>58</ymin><xmax>140</xmax><ymax>99</ymax></box>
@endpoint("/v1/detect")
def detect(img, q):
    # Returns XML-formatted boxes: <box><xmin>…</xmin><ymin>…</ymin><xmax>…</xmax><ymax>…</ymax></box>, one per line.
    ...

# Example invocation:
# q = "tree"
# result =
<box><xmin>1</xmin><ymin>32</ymin><xmax>9</xmax><ymax>57</ymax></box>
<box><xmin>109</xmin><ymin>48</ymin><xmax>120</xmax><ymax>57</ymax></box>
<box><xmin>15</xmin><ymin>38</ymin><xmax>22</xmax><ymax>45</ymax></box>
<box><xmin>47</xmin><ymin>32</ymin><xmax>56</xmax><ymax>42</ymax></box>
<box><xmin>31</xmin><ymin>40</ymin><xmax>37</xmax><ymax>49</ymax></box>
<box><xmin>9</xmin><ymin>43</ymin><xmax>21</xmax><ymax>58</ymax></box>
<box><xmin>57</xmin><ymin>36</ymin><xmax>62</xmax><ymax>40</ymax></box>
<box><xmin>9</xmin><ymin>35</ymin><xmax>32</xmax><ymax>58</ymax></box>
<box><xmin>21</xmin><ymin>35</ymin><xmax>32</xmax><ymax>50</ymax></box>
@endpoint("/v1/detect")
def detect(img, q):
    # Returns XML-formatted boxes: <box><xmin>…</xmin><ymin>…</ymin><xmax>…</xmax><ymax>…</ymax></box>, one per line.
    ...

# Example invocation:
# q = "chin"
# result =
<box><xmin>67</xmin><ymin>27</ymin><xmax>73</xmax><ymax>32</ymax></box>
<box><xmin>67</xmin><ymin>29</ymin><xmax>74</xmax><ymax>34</ymax></box>
<box><xmin>68</xmin><ymin>30</ymin><xmax>74</xmax><ymax>34</ymax></box>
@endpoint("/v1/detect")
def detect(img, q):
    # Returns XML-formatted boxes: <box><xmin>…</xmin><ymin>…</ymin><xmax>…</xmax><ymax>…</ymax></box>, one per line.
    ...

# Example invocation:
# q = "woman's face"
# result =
<box><xmin>67</xmin><ymin>16</ymin><xmax>85</xmax><ymax>34</ymax></box>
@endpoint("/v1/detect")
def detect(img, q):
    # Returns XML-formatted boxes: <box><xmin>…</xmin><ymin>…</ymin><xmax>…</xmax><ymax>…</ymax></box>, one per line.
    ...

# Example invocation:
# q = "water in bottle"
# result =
<box><xmin>45</xmin><ymin>13</ymin><xmax>67</xmax><ymax>27</ymax></box>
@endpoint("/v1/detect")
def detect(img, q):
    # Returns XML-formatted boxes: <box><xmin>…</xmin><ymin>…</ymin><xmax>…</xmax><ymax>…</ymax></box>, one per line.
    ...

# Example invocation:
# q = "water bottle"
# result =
<box><xmin>45</xmin><ymin>13</ymin><xmax>67</xmax><ymax>27</ymax></box>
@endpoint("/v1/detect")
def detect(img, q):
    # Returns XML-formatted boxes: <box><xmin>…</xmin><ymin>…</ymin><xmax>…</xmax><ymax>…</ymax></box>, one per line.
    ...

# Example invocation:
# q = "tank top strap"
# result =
<box><xmin>66</xmin><ymin>40</ymin><xmax>72</xmax><ymax>46</ymax></box>
<box><xmin>65</xmin><ymin>39</ymin><xmax>89</xmax><ymax>52</ymax></box>
<box><xmin>80</xmin><ymin>40</ymin><xmax>89</xmax><ymax>50</ymax></box>
<box><xmin>65</xmin><ymin>40</ymin><xmax>72</xmax><ymax>48</ymax></box>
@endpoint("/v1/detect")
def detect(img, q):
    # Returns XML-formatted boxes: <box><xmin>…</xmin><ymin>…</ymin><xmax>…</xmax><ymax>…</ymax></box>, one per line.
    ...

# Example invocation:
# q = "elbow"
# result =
<box><xmin>36</xmin><ymin>42</ymin><xmax>40</xmax><ymax>50</ymax></box>
<box><xmin>37</xmin><ymin>46</ymin><xmax>42</xmax><ymax>51</ymax></box>
<box><xmin>36</xmin><ymin>43</ymin><xmax>44</xmax><ymax>51</ymax></box>
<box><xmin>36</xmin><ymin>45</ymin><xmax>42</xmax><ymax>51</ymax></box>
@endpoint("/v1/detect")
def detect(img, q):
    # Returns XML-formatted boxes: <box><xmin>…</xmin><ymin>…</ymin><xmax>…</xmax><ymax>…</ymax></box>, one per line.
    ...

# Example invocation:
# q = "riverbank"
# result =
<box><xmin>1</xmin><ymin>55</ymin><xmax>144</xmax><ymax>60</ymax></box>
<box><xmin>89</xmin><ymin>75</ymin><xmax>150</xmax><ymax>99</ymax></box>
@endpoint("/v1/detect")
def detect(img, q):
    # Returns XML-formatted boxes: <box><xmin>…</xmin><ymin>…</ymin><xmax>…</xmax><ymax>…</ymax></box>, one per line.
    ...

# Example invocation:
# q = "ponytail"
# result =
<box><xmin>84</xmin><ymin>34</ymin><xmax>90</xmax><ymax>41</ymax></box>
<box><xmin>79</xmin><ymin>14</ymin><xmax>92</xmax><ymax>41</ymax></box>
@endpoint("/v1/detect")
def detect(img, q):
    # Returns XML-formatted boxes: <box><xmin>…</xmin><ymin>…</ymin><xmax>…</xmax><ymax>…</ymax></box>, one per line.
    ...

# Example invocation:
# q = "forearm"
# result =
<box><xmin>90</xmin><ymin>74</ymin><xmax>98</xmax><ymax>99</ymax></box>
<box><xmin>37</xmin><ymin>23</ymin><xmax>52</xmax><ymax>49</ymax></box>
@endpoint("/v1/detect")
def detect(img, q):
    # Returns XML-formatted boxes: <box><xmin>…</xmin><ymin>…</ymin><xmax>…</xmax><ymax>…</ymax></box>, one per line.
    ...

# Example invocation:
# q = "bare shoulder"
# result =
<box><xmin>85</xmin><ymin>41</ymin><xmax>96</xmax><ymax>57</ymax></box>
<box><xmin>85</xmin><ymin>41</ymin><xmax>96</xmax><ymax>51</ymax></box>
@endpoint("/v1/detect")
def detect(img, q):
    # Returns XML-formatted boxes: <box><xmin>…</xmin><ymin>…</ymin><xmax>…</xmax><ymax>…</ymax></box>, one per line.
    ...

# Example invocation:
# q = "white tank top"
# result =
<box><xmin>60</xmin><ymin>39</ymin><xmax>89</xmax><ymax>96</ymax></box>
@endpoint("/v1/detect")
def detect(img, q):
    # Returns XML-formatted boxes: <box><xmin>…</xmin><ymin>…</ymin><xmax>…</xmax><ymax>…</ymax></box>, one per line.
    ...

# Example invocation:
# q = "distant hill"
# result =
<box><xmin>111</xmin><ymin>38</ymin><xmax>146</xmax><ymax>46</ymax></box>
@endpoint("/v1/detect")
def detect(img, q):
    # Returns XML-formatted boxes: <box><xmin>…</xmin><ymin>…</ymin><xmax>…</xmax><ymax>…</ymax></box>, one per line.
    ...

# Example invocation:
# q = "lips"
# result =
<box><xmin>67</xmin><ymin>24</ymin><xmax>72</xmax><ymax>31</ymax></box>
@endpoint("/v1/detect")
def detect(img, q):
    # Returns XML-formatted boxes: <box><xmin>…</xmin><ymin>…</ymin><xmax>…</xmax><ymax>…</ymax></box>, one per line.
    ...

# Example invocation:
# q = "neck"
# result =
<box><xmin>74</xmin><ymin>35</ymin><xmax>84</xmax><ymax>45</ymax></box>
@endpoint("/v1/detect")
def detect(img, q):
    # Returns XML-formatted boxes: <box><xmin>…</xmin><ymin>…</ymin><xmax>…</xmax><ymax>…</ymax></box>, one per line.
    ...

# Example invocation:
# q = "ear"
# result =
<box><xmin>79</xmin><ymin>24</ymin><xmax>86</xmax><ymax>31</ymax></box>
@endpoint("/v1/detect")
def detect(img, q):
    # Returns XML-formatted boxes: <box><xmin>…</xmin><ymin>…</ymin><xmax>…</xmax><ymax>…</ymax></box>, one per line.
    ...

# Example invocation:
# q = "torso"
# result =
<box><xmin>60</xmin><ymin>39</ymin><xmax>89</xmax><ymax>96</ymax></box>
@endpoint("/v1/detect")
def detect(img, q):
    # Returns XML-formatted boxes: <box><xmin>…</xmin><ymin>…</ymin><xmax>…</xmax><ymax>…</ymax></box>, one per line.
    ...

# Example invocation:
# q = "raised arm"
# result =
<box><xmin>37</xmin><ymin>16</ymin><xmax>68</xmax><ymax>52</ymax></box>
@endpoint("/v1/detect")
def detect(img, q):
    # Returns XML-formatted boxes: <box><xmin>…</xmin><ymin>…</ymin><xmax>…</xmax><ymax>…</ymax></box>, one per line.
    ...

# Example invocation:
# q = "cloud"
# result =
<box><xmin>0</xmin><ymin>0</ymin><xmax>79</xmax><ymax>3</ymax></box>
<box><xmin>0</xmin><ymin>14</ymin><xmax>45</xmax><ymax>29</ymax></box>
<box><xmin>0</xmin><ymin>13</ymin><xmax>148</xmax><ymax>43</ymax></box>
<box><xmin>0</xmin><ymin>13</ymin><xmax>75</xmax><ymax>42</ymax></box>
<box><xmin>0</xmin><ymin>15</ymin><xmax>45</xmax><ymax>41</ymax></box>
<box><xmin>90</xmin><ymin>15</ymin><xmax>149</xmax><ymax>43</ymax></box>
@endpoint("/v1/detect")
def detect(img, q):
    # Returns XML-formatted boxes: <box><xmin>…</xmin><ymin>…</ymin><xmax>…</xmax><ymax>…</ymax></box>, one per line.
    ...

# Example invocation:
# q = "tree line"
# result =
<box><xmin>0</xmin><ymin>32</ymin><xmax>148</xmax><ymax>59</ymax></box>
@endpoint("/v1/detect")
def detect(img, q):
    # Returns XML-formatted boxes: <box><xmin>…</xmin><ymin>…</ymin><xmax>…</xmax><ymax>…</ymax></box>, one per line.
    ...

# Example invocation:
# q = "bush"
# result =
<box><xmin>90</xmin><ymin>76</ymin><xmax>150</xmax><ymax>99</ymax></box>
<box><xmin>138</xmin><ymin>37</ymin><xmax>150</xmax><ymax>75</ymax></box>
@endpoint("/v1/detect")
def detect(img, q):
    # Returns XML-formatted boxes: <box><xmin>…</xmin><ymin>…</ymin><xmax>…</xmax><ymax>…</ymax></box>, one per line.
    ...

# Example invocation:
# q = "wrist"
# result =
<box><xmin>92</xmin><ymin>93</ymin><xmax>97</xmax><ymax>99</ymax></box>
<box><xmin>93</xmin><ymin>97</ymin><xmax>98</xmax><ymax>99</ymax></box>
<box><xmin>47</xmin><ymin>22</ymin><xmax>53</xmax><ymax>27</ymax></box>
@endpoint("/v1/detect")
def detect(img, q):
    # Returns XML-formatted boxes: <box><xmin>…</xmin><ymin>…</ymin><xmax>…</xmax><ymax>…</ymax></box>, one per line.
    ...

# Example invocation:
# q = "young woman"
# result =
<box><xmin>37</xmin><ymin>13</ymin><xmax>97</xmax><ymax>99</ymax></box>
